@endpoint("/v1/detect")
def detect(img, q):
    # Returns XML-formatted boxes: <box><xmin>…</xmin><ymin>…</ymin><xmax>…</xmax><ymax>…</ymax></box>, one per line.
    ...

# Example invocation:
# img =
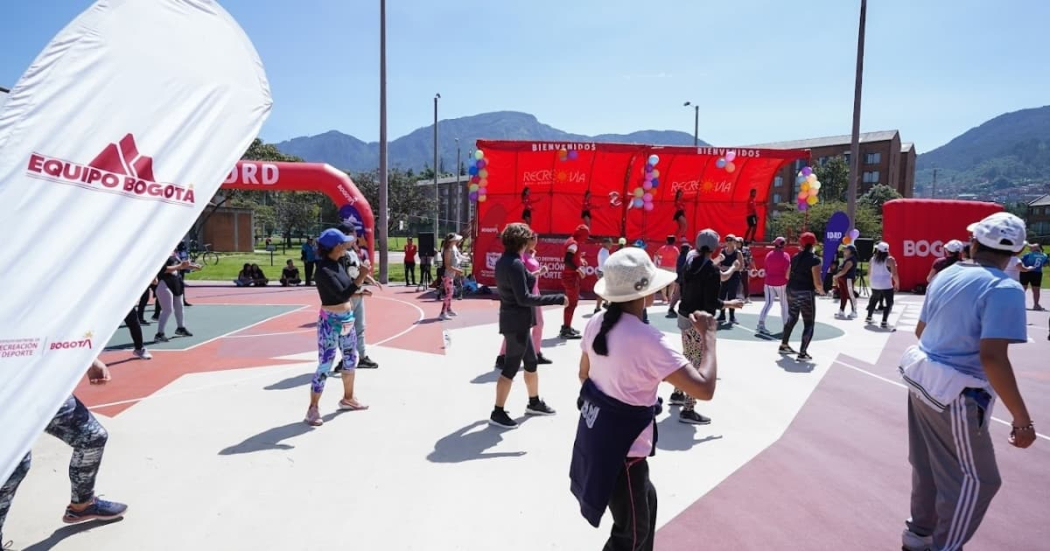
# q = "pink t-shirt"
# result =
<box><xmin>764</xmin><ymin>249</ymin><xmax>791</xmax><ymax>287</ymax></box>
<box><xmin>523</xmin><ymin>251</ymin><xmax>541</xmax><ymax>294</ymax></box>
<box><xmin>581</xmin><ymin>311</ymin><xmax>688</xmax><ymax>458</ymax></box>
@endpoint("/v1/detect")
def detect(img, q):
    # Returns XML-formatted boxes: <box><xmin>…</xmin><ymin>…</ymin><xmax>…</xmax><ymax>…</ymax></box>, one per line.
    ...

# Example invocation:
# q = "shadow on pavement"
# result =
<box><xmin>219</xmin><ymin>412</ymin><xmax>348</xmax><ymax>455</ymax></box>
<box><xmin>654</xmin><ymin>412</ymin><xmax>724</xmax><ymax>452</ymax></box>
<box><xmin>264</xmin><ymin>373</ymin><xmax>312</xmax><ymax>390</ymax></box>
<box><xmin>23</xmin><ymin>518</ymin><xmax>124</xmax><ymax>551</ymax></box>
<box><xmin>427</xmin><ymin>419</ymin><xmax>531</xmax><ymax>463</ymax></box>
<box><xmin>470</xmin><ymin>369</ymin><xmax>501</xmax><ymax>385</ymax></box>
<box><xmin>776</xmin><ymin>356</ymin><xmax>815</xmax><ymax>374</ymax></box>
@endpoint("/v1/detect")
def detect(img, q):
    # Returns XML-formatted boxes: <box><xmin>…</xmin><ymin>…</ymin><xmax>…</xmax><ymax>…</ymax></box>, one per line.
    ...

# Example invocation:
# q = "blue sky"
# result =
<box><xmin>2</xmin><ymin>1</ymin><xmax>1048</xmax><ymax>153</ymax></box>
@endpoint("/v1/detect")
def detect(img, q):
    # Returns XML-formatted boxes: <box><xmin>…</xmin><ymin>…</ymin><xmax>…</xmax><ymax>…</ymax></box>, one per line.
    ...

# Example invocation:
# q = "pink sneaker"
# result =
<box><xmin>304</xmin><ymin>406</ymin><xmax>323</xmax><ymax>426</ymax></box>
<box><xmin>338</xmin><ymin>398</ymin><xmax>369</xmax><ymax>411</ymax></box>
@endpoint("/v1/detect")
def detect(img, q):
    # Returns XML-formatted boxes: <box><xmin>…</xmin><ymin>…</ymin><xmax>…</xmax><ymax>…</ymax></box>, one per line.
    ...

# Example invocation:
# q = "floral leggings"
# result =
<box><xmin>679</xmin><ymin>325</ymin><xmax>705</xmax><ymax>411</ymax></box>
<box><xmin>1</xmin><ymin>396</ymin><xmax>108</xmax><ymax>538</ymax></box>
<box><xmin>442</xmin><ymin>275</ymin><xmax>454</xmax><ymax>312</ymax></box>
<box><xmin>311</xmin><ymin>309</ymin><xmax>358</xmax><ymax>394</ymax></box>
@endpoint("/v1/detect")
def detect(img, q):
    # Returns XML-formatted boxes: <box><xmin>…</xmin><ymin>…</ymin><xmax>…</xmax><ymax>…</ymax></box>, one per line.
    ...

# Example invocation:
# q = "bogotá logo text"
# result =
<box><xmin>50</xmin><ymin>332</ymin><xmax>95</xmax><ymax>351</ymax></box>
<box><xmin>27</xmin><ymin>134</ymin><xmax>195</xmax><ymax>206</ymax></box>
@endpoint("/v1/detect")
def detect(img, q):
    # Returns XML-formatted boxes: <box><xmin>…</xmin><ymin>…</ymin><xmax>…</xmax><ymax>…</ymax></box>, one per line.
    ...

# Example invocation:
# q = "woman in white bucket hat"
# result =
<box><xmin>570</xmin><ymin>247</ymin><xmax>718</xmax><ymax>551</ymax></box>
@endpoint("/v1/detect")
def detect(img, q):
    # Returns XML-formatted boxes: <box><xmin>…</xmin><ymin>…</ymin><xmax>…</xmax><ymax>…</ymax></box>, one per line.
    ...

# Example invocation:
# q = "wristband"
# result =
<box><xmin>1011</xmin><ymin>422</ymin><xmax>1035</xmax><ymax>432</ymax></box>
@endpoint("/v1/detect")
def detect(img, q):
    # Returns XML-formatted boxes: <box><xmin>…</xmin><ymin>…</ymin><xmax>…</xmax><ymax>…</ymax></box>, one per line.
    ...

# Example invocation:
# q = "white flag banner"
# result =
<box><xmin>0</xmin><ymin>0</ymin><xmax>271</xmax><ymax>483</ymax></box>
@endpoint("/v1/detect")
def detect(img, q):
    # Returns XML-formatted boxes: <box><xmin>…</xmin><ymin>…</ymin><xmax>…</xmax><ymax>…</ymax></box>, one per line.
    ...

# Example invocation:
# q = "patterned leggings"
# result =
<box><xmin>442</xmin><ymin>275</ymin><xmax>454</xmax><ymax>312</ymax></box>
<box><xmin>311</xmin><ymin>309</ymin><xmax>358</xmax><ymax>394</ymax></box>
<box><xmin>782</xmin><ymin>289</ymin><xmax>816</xmax><ymax>353</ymax></box>
<box><xmin>679</xmin><ymin>325</ymin><xmax>705</xmax><ymax>411</ymax></box>
<box><xmin>1</xmin><ymin>396</ymin><xmax>108</xmax><ymax>537</ymax></box>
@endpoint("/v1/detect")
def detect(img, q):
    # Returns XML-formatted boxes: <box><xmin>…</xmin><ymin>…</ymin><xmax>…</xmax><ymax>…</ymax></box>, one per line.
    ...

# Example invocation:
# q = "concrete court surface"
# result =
<box><xmin>3</xmin><ymin>284</ymin><xmax>1048</xmax><ymax>551</ymax></box>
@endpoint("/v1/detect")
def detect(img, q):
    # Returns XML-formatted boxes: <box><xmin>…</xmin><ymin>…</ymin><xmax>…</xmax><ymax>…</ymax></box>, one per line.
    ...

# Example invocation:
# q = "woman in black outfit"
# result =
<box><xmin>489</xmin><ymin>223</ymin><xmax>567</xmax><ymax>429</ymax></box>
<box><xmin>779</xmin><ymin>232</ymin><xmax>826</xmax><ymax>361</ymax></box>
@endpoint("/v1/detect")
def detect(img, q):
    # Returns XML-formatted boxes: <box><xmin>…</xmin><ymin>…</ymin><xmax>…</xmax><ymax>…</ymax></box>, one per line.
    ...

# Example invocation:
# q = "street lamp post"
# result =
<box><xmin>683</xmin><ymin>101</ymin><xmax>699</xmax><ymax>146</ymax></box>
<box><xmin>433</xmin><ymin>93</ymin><xmax>440</xmax><ymax>237</ymax></box>
<box><xmin>377</xmin><ymin>0</ymin><xmax>389</xmax><ymax>283</ymax></box>
<box><xmin>847</xmin><ymin>0</ymin><xmax>867</xmax><ymax>232</ymax></box>
<box><xmin>455</xmin><ymin>138</ymin><xmax>461</xmax><ymax>234</ymax></box>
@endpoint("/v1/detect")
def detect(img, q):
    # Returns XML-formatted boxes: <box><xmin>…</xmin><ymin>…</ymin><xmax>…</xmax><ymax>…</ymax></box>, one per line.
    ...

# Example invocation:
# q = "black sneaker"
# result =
<box><xmin>880</xmin><ymin>322</ymin><xmax>889</xmax><ymax>329</ymax></box>
<box><xmin>570</xmin><ymin>326</ymin><xmax>582</xmax><ymax>336</ymax></box>
<box><xmin>174</xmin><ymin>327</ymin><xmax>193</xmax><ymax>337</ymax></box>
<box><xmin>526</xmin><ymin>399</ymin><xmax>556</xmax><ymax>416</ymax></box>
<box><xmin>358</xmin><ymin>356</ymin><xmax>379</xmax><ymax>369</ymax></box>
<box><xmin>154</xmin><ymin>333</ymin><xmax>169</xmax><ymax>343</ymax></box>
<box><xmin>679</xmin><ymin>410</ymin><xmax>712</xmax><ymax>425</ymax></box>
<box><xmin>494</xmin><ymin>355</ymin><xmax>505</xmax><ymax>370</ymax></box>
<box><xmin>489</xmin><ymin>408</ymin><xmax>518</xmax><ymax>429</ymax></box>
<box><xmin>62</xmin><ymin>497</ymin><xmax>128</xmax><ymax>524</ymax></box>
<box><xmin>560</xmin><ymin>327</ymin><xmax>582</xmax><ymax>340</ymax></box>
<box><xmin>798</xmin><ymin>352</ymin><xmax>813</xmax><ymax>361</ymax></box>
<box><xmin>668</xmin><ymin>390</ymin><xmax>686</xmax><ymax>406</ymax></box>
<box><xmin>778</xmin><ymin>344</ymin><xmax>796</xmax><ymax>354</ymax></box>
<box><xmin>865</xmin><ymin>316</ymin><xmax>873</xmax><ymax>324</ymax></box>
<box><xmin>536</xmin><ymin>354</ymin><xmax>553</xmax><ymax>365</ymax></box>
<box><xmin>665</xmin><ymin>309</ymin><xmax>677</xmax><ymax>319</ymax></box>
<box><xmin>716</xmin><ymin>316</ymin><xmax>726</xmax><ymax>324</ymax></box>
<box><xmin>151</xmin><ymin>314</ymin><xmax>160</xmax><ymax>321</ymax></box>
<box><xmin>138</xmin><ymin>318</ymin><xmax>150</xmax><ymax>326</ymax></box>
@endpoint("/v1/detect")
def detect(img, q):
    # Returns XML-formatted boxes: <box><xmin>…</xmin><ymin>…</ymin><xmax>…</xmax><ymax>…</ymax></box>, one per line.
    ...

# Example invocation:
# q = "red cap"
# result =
<box><xmin>799</xmin><ymin>232</ymin><xmax>817</xmax><ymax>246</ymax></box>
<box><xmin>573</xmin><ymin>224</ymin><xmax>590</xmax><ymax>240</ymax></box>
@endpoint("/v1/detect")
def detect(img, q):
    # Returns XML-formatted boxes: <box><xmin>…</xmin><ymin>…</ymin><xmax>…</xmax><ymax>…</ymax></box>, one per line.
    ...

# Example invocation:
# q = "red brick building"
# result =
<box><xmin>1028</xmin><ymin>194</ymin><xmax>1050</xmax><ymax>242</ymax></box>
<box><xmin>196</xmin><ymin>205</ymin><xmax>255</xmax><ymax>252</ymax></box>
<box><xmin>750</xmin><ymin>130</ymin><xmax>916</xmax><ymax>208</ymax></box>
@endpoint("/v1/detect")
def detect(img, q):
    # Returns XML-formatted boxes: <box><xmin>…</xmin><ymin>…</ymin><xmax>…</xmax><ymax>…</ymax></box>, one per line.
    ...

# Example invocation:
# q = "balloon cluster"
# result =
<box><xmin>468</xmin><ymin>150</ymin><xmax>488</xmax><ymax>203</ymax></box>
<box><xmin>796</xmin><ymin>166</ymin><xmax>821</xmax><ymax>211</ymax></box>
<box><xmin>630</xmin><ymin>154</ymin><xmax>660</xmax><ymax>211</ymax></box>
<box><xmin>558</xmin><ymin>148</ymin><xmax>579</xmax><ymax>162</ymax></box>
<box><xmin>715</xmin><ymin>150</ymin><xmax>737</xmax><ymax>173</ymax></box>
<box><xmin>842</xmin><ymin>228</ymin><xmax>861</xmax><ymax>245</ymax></box>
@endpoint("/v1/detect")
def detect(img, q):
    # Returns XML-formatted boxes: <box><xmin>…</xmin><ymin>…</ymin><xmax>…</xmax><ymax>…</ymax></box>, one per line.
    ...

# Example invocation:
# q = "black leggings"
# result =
<box><xmin>500</xmin><ymin>329</ymin><xmax>537</xmax><ymax>380</ymax></box>
<box><xmin>867</xmin><ymin>289</ymin><xmax>895</xmax><ymax>322</ymax></box>
<box><xmin>0</xmin><ymin>396</ymin><xmax>109</xmax><ymax>538</ymax></box>
<box><xmin>782</xmin><ymin>289</ymin><xmax>816</xmax><ymax>353</ymax></box>
<box><xmin>405</xmin><ymin>262</ymin><xmax>416</xmax><ymax>285</ymax></box>
<box><xmin>605</xmin><ymin>458</ymin><xmax>657</xmax><ymax>551</ymax></box>
<box><xmin>719</xmin><ymin>275</ymin><xmax>740</xmax><ymax>320</ymax></box>
<box><xmin>124</xmin><ymin>309</ymin><xmax>144</xmax><ymax>350</ymax></box>
<box><xmin>136</xmin><ymin>287</ymin><xmax>152</xmax><ymax>321</ymax></box>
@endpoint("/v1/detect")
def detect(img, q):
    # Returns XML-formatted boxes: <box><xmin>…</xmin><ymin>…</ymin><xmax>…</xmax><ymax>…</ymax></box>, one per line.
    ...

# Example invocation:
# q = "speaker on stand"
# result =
<box><xmin>853</xmin><ymin>238</ymin><xmax>874</xmax><ymax>298</ymax></box>
<box><xmin>417</xmin><ymin>232</ymin><xmax>436</xmax><ymax>292</ymax></box>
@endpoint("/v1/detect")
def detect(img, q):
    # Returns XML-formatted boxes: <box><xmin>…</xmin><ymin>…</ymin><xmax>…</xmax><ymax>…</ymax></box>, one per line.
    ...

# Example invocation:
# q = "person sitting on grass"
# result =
<box><xmin>250</xmin><ymin>263</ymin><xmax>269</xmax><ymax>286</ymax></box>
<box><xmin>234</xmin><ymin>263</ymin><xmax>254</xmax><ymax>287</ymax></box>
<box><xmin>281</xmin><ymin>260</ymin><xmax>302</xmax><ymax>287</ymax></box>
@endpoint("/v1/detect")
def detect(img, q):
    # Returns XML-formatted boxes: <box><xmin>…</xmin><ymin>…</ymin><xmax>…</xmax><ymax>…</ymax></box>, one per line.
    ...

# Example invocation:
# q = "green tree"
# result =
<box><xmin>351</xmin><ymin>168</ymin><xmax>437</xmax><ymax>235</ymax></box>
<box><xmin>814</xmin><ymin>156</ymin><xmax>850</xmax><ymax>203</ymax></box>
<box><xmin>768</xmin><ymin>201</ymin><xmax>882</xmax><ymax>243</ymax></box>
<box><xmin>859</xmin><ymin>184</ymin><xmax>903</xmax><ymax>216</ymax></box>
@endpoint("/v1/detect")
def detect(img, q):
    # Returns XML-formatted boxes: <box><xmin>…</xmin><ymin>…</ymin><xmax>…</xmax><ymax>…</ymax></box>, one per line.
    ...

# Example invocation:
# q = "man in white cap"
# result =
<box><xmin>899</xmin><ymin>212</ymin><xmax>1035</xmax><ymax>551</ymax></box>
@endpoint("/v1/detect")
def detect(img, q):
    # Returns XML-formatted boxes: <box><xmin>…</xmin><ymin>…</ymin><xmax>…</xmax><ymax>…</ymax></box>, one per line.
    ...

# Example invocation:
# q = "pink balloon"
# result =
<box><xmin>642</xmin><ymin>181</ymin><xmax>653</xmax><ymax>191</ymax></box>
<box><xmin>725</xmin><ymin>151</ymin><xmax>736</xmax><ymax>162</ymax></box>
<box><xmin>643</xmin><ymin>193</ymin><xmax>653</xmax><ymax>202</ymax></box>
<box><xmin>643</xmin><ymin>202</ymin><xmax>655</xmax><ymax>211</ymax></box>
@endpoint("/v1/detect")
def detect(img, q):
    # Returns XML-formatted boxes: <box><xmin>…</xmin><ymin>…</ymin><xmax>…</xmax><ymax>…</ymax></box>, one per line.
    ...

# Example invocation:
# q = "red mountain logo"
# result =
<box><xmin>26</xmin><ymin>134</ymin><xmax>195</xmax><ymax>206</ymax></box>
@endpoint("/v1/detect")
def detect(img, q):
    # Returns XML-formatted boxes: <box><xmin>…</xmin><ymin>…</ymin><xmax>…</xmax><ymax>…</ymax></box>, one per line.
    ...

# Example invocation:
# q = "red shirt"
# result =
<box><xmin>404</xmin><ymin>244</ymin><xmax>417</xmax><ymax>262</ymax></box>
<box><xmin>655</xmin><ymin>245</ymin><xmax>679</xmax><ymax>269</ymax></box>
<box><xmin>563</xmin><ymin>236</ymin><xmax>586</xmax><ymax>277</ymax></box>
<box><xmin>747</xmin><ymin>197</ymin><xmax>757</xmax><ymax>216</ymax></box>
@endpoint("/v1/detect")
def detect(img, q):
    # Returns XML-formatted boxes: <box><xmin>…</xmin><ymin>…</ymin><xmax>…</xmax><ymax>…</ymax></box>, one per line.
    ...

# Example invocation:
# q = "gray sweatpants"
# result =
<box><xmin>906</xmin><ymin>391</ymin><xmax>1001</xmax><ymax>551</ymax></box>
<box><xmin>156</xmin><ymin>280</ymin><xmax>185</xmax><ymax>336</ymax></box>
<box><xmin>351</xmin><ymin>294</ymin><xmax>366</xmax><ymax>357</ymax></box>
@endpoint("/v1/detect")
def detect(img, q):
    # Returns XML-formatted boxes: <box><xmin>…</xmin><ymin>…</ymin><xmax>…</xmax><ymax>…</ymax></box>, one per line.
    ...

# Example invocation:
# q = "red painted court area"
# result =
<box><xmin>82</xmin><ymin>284</ymin><xmax>494</xmax><ymax>416</ymax></box>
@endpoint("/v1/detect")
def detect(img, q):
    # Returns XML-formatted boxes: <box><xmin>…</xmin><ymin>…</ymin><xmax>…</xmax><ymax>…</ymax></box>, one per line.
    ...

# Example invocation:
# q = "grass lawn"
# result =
<box><xmin>254</xmin><ymin>236</ymin><xmax>417</xmax><ymax>252</ymax></box>
<box><xmin>185</xmin><ymin>251</ymin><xmax>411</xmax><ymax>283</ymax></box>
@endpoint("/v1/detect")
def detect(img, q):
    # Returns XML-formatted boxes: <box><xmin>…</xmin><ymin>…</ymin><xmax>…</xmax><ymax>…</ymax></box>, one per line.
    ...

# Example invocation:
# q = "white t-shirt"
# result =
<box><xmin>581</xmin><ymin>312</ymin><xmax>688</xmax><ymax>458</ymax></box>
<box><xmin>1004</xmin><ymin>256</ymin><xmax>1022</xmax><ymax>281</ymax></box>
<box><xmin>597</xmin><ymin>248</ymin><xmax>610</xmax><ymax>271</ymax></box>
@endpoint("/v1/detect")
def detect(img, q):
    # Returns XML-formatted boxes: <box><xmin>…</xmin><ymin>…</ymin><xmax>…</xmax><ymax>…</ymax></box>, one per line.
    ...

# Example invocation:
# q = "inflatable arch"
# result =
<box><xmin>221</xmin><ymin>161</ymin><xmax>375</xmax><ymax>256</ymax></box>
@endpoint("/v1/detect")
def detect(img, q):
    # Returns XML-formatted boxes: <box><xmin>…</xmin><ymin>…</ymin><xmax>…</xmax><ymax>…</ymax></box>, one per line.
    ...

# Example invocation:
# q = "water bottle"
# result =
<box><xmin>443</xmin><ymin>329</ymin><xmax>452</xmax><ymax>349</ymax></box>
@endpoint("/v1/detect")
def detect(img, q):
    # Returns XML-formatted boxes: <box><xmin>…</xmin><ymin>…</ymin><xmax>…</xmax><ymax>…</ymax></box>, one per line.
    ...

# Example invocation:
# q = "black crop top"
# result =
<box><xmin>314</xmin><ymin>257</ymin><xmax>360</xmax><ymax>306</ymax></box>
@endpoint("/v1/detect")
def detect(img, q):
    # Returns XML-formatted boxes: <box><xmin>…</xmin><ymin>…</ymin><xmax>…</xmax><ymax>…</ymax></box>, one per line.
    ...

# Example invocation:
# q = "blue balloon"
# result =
<box><xmin>648</xmin><ymin>154</ymin><xmax>659</xmax><ymax>166</ymax></box>
<box><xmin>716</xmin><ymin>158</ymin><xmax>727</xmax><ymax>169</ymax></box>
<box><xmin>468</xmin><ymin>166</ymin><xmax>479</xmax><ymax>176</ymax></box>
<box><xmin>650</xmin><ymin>178</ymin><xmax>659</xmax><ymax>187</ymax></box>
<box><xmin>633</xmin><ymin>198</ymin><xmax>644</xmax><ymax>208</ymax></box>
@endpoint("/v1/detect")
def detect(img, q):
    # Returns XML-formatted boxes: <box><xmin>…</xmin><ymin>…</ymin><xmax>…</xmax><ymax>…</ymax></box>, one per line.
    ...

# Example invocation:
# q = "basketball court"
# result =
<box><xmin>4</xmin><ymin>284</ymin><xmax>1048</xmax><ymax>550</ymax></box>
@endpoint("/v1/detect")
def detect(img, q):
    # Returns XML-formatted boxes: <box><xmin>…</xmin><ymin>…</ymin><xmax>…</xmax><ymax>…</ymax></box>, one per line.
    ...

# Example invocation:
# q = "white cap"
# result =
<box><xmin>876</xmin><ymin>241</ymin><xmax>889</xmax><ymax>253</ymax></box>
<box><xmin>593</xmin><ymin>248</ymin><xmax>677</xmax><ymax>303</ymax></box>
<box><xmin>943</xmin><ymin>239</ymin><xmax>964</xmax><ymax>253</ymax></box>
<box><xmin>966</xmin><ymin>212</ymin><xmax>1027</xmax><ymax>253</ymax></box>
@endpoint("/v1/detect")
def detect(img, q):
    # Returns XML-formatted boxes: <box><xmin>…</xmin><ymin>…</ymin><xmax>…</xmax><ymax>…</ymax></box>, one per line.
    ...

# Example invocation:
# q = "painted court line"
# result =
<box><xmin>834</xmin><ymin>358</ymin><xmax>1049</xmax><ymax>442</ymax></box>
<box><xmin>370</xmin><ymin>295</ymin><xmax>426</xmax><ymax>346</ymax></box>
<box><xmin>177</xmin><ymin>305</ymin><xmax>311</xmax><ymax>351</ymax></box>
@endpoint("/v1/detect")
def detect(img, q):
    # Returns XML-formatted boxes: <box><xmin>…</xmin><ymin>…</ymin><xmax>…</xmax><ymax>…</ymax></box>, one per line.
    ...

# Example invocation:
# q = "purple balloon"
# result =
<box><xmin>645</xmin><ymin>163</ymin><xmax>654</xmax><ymax>172</ymax></box>
<box><xmin>477</xmin><ymin>159</ymin><xmax>487</xmax><ymax>169</ymax></box>
<box><xmin>643</xmin><ymin>192</ymin><xmax>653</xmax><ymax>202</ymax></box>
<box><xmin>801</xmin><ymin>166</ymin><xmax>813</xmax><ymax>177</ymax></box>
<box><xmin>469</xmin><ymin>191</ymin><xmax>479</xmax><ymax>201</ymax></box>
<box><xmin>644</xmin><ymin>173</ymin><xmax>653</xmax><ymax>183</ymax></box>
<box><xmin>568</xmin><ymin>150</ymin><xmax>579</xmax><ymax>160</ymax></box>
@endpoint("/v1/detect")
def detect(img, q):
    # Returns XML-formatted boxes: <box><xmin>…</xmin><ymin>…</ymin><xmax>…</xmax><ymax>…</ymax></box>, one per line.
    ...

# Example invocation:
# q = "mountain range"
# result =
<box><xmin>276</xmin><ymin>111</ymin><xmax>702</xmax><ymax>173</ymax></box>
<box><xmin>915</xmin><ymin>105</ymin><xmax>1050</xmax><ymax>197</ymax></box>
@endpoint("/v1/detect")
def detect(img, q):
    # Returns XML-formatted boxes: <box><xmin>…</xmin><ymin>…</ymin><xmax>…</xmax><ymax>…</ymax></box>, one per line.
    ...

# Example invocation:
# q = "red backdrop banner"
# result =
<box><xmin>222</xmin><ymin>161</ymin><xmax>375</xmax><ymax>257</ymax></box>
<box><xmin>473</xmin><ymin>141</ymin><xmax>808</xmax><ymax>291</ymax></box>
<box><xmin>881</xmin><ymin>199</ymin><xmax>1003</xmax><ymax>291</ymax></box>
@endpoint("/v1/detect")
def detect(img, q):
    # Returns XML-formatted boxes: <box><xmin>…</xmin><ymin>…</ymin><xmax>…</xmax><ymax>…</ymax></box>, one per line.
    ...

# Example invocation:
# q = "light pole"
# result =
<box><xmin>455</xmin><ymin>138</ymin><xmax>461</xmax><ymax>234</ymax></box>
<box><xmin>847</xmin><ymin>0</ymin><xmax>867</xmax><ymax>232</ymax></box>
<box><xmin>433</xmin><ymin>93</ymin><xmax>440</xmax><ymax>237</ymax></box>
<box><xmin>377</xmin><ymin>0</ymin><xmax>389</xmax><ymax>283</ymax></box>
<box><xmin>683</xmin><ymin>101</ymin><xmax>699</xmax><ymax>146</ymax></box>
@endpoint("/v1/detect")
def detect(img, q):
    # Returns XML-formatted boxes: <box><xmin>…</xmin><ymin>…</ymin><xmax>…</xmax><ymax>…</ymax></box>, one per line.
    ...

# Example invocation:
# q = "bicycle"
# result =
<box><xmin>189</xmin><ymin>243</ymin><xmax>220</xmax><ymax>266</ymax></box>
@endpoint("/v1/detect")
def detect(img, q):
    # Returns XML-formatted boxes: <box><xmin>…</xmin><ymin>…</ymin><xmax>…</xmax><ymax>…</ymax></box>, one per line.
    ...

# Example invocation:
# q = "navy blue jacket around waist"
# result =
<box><xmin>570</xmin><ymin>378</ymin><xmax>658</xmax><ymax>528</ymax></box>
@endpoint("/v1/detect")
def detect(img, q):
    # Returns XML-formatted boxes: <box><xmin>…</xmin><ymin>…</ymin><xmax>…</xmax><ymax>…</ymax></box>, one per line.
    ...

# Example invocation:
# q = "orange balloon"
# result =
<box><xmin>842</xmin><ymin>236</ymin><xmax>852</xmax><ymax>245</ymax></box>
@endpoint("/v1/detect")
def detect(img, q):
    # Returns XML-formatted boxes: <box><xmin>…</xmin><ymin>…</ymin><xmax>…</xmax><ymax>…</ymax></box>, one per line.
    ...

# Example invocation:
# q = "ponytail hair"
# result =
<box><xmin>873</xmin><ymin>250</ymin><xmax>889</xmax><ymax>264</ymax></box>
<box><xmin>591</xmin><ymin>303</ymin><xmax>624</xmax><ymax>356</ymax></box>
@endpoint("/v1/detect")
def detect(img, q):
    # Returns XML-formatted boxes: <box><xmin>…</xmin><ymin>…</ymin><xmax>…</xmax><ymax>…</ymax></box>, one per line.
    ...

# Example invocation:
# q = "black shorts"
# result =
<box><xmin>673</xmin><ymin>209</ymin><xmax>685</xmax><ymax>222</ymax></box>
<box><xmin>1020</xmin><ymin>271</ymin><xmax>1042</xmax><ymax>287</ymax></box>
<box><xmin>581</xmin><ymin>209</ymin><xmax>591</xmax><ymax>219</ymax></box>
<box><xmin>501</xmin><ymin>329</ymin><xmax>537</xmax><ymax>379</ymax></box>
<box><xmin>747</xmin><ymin>214</ymin><xmax>758</xmax><ymax>227</ymax></box>
<box><xmin>523</xmin><ymin>208</ymin><xmax>532</xmax><ymax>220</ymax></box>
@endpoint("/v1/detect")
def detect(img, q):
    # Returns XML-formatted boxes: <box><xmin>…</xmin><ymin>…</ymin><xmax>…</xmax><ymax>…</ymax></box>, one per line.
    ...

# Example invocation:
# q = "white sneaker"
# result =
<box><xmin>439</xmin><ymin>312</ymin><xmax>450</xmax><ymax>321</ymax></box>
<box><xmin>757</xmin><ymin>324</ymin><xmax>769</xmax><ymax>335</ymax></box>
<box><xmin>901</xmin><ymin>528</ymin><xmax>932</xmax><ymax>551</ymax></box>
<box><xmin>133</xmin><ymin>348</ymin><xmax>153</xmax><ymax>360</ymax></box>
<box><xmin>849</xmin><ymin>311</ymin><xmax>858</xmax><ymax>319</ymax></box>
<box><xmin>447</xmin><ymin>310</ymin><xmax>458</xmax><ymax>317</ymax></box>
